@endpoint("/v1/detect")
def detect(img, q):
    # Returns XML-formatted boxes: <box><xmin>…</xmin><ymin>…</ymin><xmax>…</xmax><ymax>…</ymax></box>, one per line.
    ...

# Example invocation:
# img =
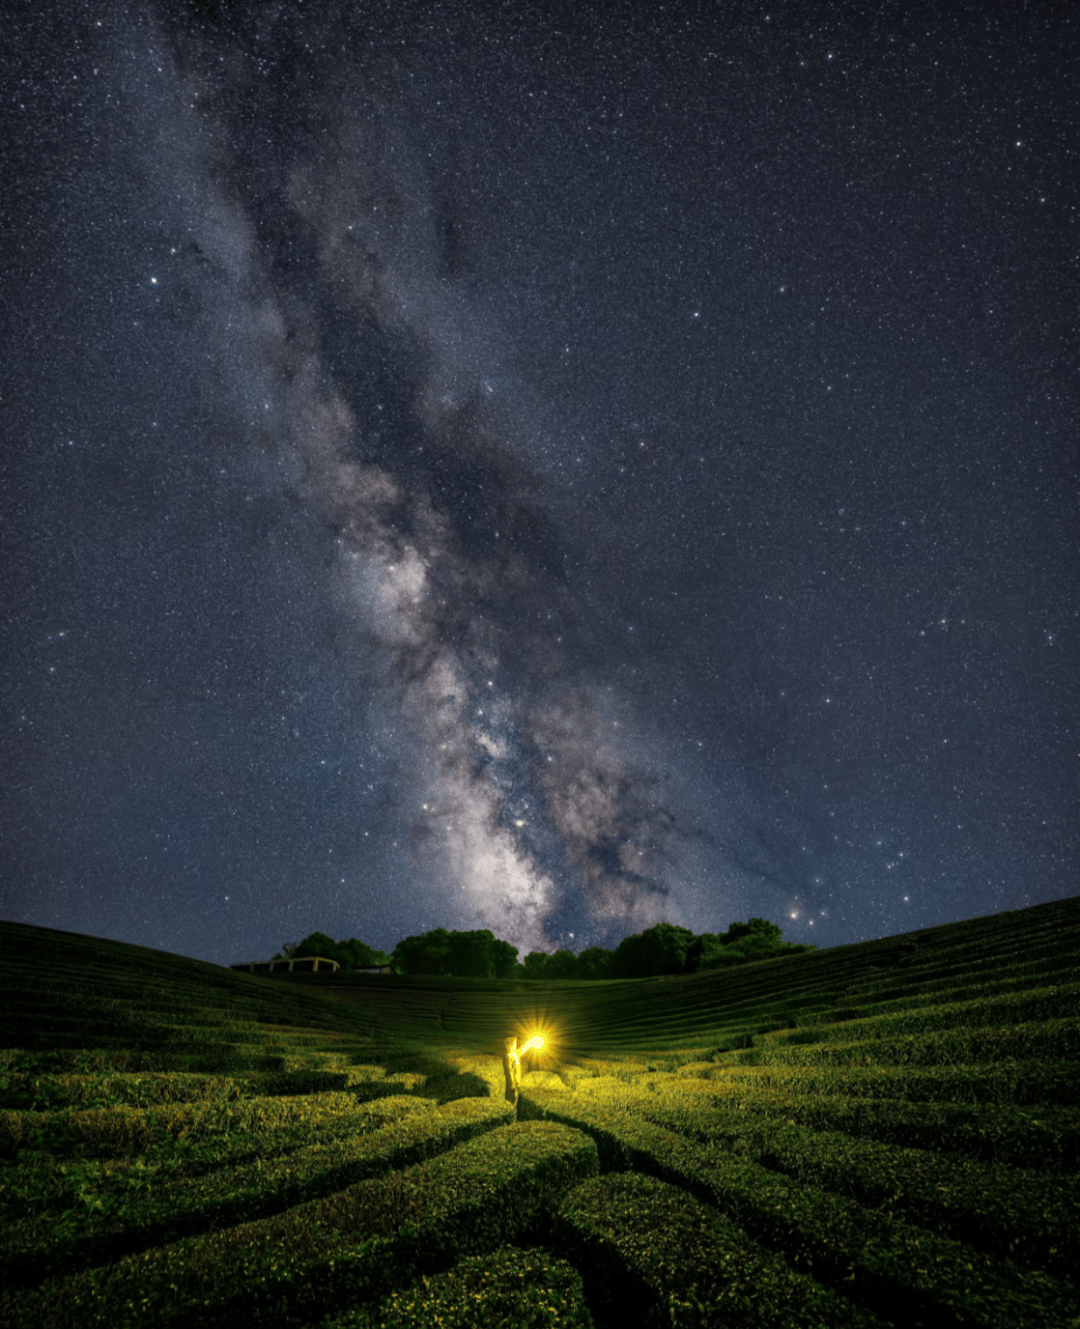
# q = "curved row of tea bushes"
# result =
<box><xmin>322</xmin><ymin>1245</ymin><xmax>597</xmax><ymax>1329</ymax></box>
<box><xmin>554</xmin><ymin>1171</ymin><xmax>886</xmax><ymax>1329</ymax></box>
<box><xmin>618</xmin><ymin>1092</ymin><xmax>1077</xmax><ymax>1279</ymax></box>
<box><xmin>0</xmin><ymin>1041</ymin><xmax>361</xmax><ymax>1073</ymax></box>
<box><xmin>0</xmin><ymin>1093</ymin><xmax>433</xmax><ymax>1228</ymax></box>
<box><xmin>2</xmin><ymin>991</ymin><xmax>374</xmax><ymax>1043</ymax></box>
<box><xmin>828</xmin><ymin>947</ymin><xmax>1076</xmax><ymax>992</ymax></box>
<box><xmin>0</xmin><ymin>1066</ymin><xmax>255</xmax><ymax>1110</ymax></box>
<box><xmin>0</xmin><ymin>1087</ymin><xmax>427</xmax><ymax>1160</ymax></box>
<box><xmin>746</xmin><ymin>1019</ymin><xmax>1080</xmax><ymax>1069</ymax></box>
<box><xmin>5</xmin><ymin>993</ymin><xmax>370</xmax><ymax>1038</ymax></box>
<box><xmin>0</xmin><ymin>1061</ymin><xmax>410</xmax><ymax>1113</ymax></box>
<box><xmin>528</xmin><ymin>919</ymin><xmax>1080</xmax><ymax>1052</ymax></box>
<box><xmin>569</xmin><ymin>1060</ymin><xmax>1079</xmax><ymax>1127</ymax></box>
<box><xmin>0</xmin><ymin>932</ymin><xmax>385</xmax><ymax>1041</ymax></box>
<box><xmin>827</xmin><ymin>961</ymin><xmax>1080</xmax><ymax>1013</ymax></box>
<box><xmin>573</xmin><ymin>962</ymin><xmax>1078</xmax><ymax>1052</ymax></box>
<box><xmin>549</xmin><ymin>916</ymin><xmax>1080</xmax><ymax>1054</ymax></box>
<box><xmin>519</xmin><ymin>1088</ymin><xmax>1077</xmax><ymax>1329</ymax></box>
<box><xmin>760</xmin><ymin>984</ymin><xmax>1080</xmax><ymax>1046</ymax></box>
<box><xmin>718</xmin><ymin>1059</ymin><xmax>1080</xmax><ymax>1106</ymax></box>
<box><xmin>1</xmin><ymin>999</ymin><xmax>248</xmax><ymax>1033</ymax></box>
<box><xmin>0</xmin><ymin>1120</ymin><xmax>599</xmax><ymax>1329</ymax></box>
<box><xmin>666</xmin><ymin>1086</ymin><xmax>1080</xmax><ymax>1170</ymax></box>
<box><xmin>1</xmin><ymin>1095</ymin><xmax>513</xmax><ymax>1287</ymax></box>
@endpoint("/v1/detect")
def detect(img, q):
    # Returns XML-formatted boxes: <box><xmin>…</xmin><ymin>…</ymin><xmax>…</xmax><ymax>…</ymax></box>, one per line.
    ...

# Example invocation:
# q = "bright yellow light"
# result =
<box><xmin>520</xmin><ymin>1034</ymin><xmax>545</xmax><ymax>1054</ymax></box>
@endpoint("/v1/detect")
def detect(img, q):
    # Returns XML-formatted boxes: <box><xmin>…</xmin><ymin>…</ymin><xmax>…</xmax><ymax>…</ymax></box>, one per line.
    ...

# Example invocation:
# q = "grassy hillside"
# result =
<box><xmin>1</xmin><ymin>899</ymin><xmax>1078</xmax><ymax>1328</ymax></box>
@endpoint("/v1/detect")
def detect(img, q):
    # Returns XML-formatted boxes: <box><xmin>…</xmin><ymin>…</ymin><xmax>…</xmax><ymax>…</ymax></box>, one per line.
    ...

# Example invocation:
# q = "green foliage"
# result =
<box><xmin>576</xmin><ymin>947</ymin><xmax>613</xmax><ymax>980</ymax></box>
<box><xmin>557</xmin><ymin>1172</ymin><xmax>882</xmax><ymax>1327</ymax></box>
<box><xmin>522</xmin><ymin>950</ymin><xmax>551</xmax><ymax>979</ymax></box>
<box><xmin>695</xmin><ymin>939</ymin><xmax>816</xmax><ymax>971</ymax></box>
<box><xmin>727</xmin><ymin>917</ymin><xmax>784</xmax><ymax>945</ymax></box>
<box><xmin>295</xmin><ymin>930</ymin><xmax>345</xmax><ymax>966</ymax></box>
<box><xmin>282</xmin><ymin>918</ymin><xmax>799</xmax><ymax>982</ymax></box>
<box><xmin>2</xmin><ymin>1121</ymin><xmax>597</xmax><ymax>1329</ymax></box>
<box><xmin>612</xmin><ymin>922</ymin><xmax>697</xmax><ymax>978</ymax></box>
<box><xmin>325</xmin><ymin>1245</ymin><xmax>596</xmax><ymax>1328</ymax></box>
<box><xmin>445</xmin><ymin>929</ymin><xmax>495</xmax><ymax>978</ymax></box>
<box><xmin>391</xmin><ymin>928</ymin><xmax>514</xmax><ymax>978</ymax></box>
<box><xmin>716</xmin><ymin>1087</ymin><xmax>1080</xmax><ymax>1170</ymax></box>
<box><xmin>549</xmin><ymin>948</ymin><xmax>580</xmax><ymax>979</ymax></box>
<box><xmin>1</xmin><ymin>1097</ymin><xmax>509</xmax><ymax>1287</ymax></box>
<box><xmin>521</xmin><ymin>1087</ymin><xmax>1078</xmax><ymax>1329</ymax></box>
<box><xmin>0</xmin><ymin>1086</ymin><xmax>424</xmax><ymax>1168</ymax></box>
<box><xmin>605</xmin><ymin>919</ymin><xmax>800</xmax><ymax>980</ymax></box>
<box><xmin>295</xmin><ymin>932</ymin><xmax>390</xmax><ymax>970</ymax></box>
<box><xmin>582</xmin><ymin>1081</ymin><xmax>1080</xmax><ymax>1280</ymax></box>
<box><xmin>490</xmin><ymin>938</ymin><xmax>519</xmax><ymax>979</ymax></box>
<box><xmin>686</xmin><ymin>919</ymin><xmax>808</xmax><ymax>973</ymax></box>
<box><xmin>392</xmin><ymin>928</ymin><xmax>452</xmax><ymax>975</ymax></box>
<box><xmin>3</xmin><ymin>897</ymin><xmax>1080</xmax><ymax>1329</ymax></box>
<box><xmin>722</xmin><ymin>1059</ymin><xmax>1080</xmax><ymax>1107</ymax></box>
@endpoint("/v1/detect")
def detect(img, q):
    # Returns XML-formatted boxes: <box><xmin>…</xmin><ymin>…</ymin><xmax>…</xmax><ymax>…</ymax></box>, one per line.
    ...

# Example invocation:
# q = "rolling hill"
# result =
<box><xmin>1</xmin><ymin>897</ymin><xmax>1078</xmax><ymax>1327</ymax></box>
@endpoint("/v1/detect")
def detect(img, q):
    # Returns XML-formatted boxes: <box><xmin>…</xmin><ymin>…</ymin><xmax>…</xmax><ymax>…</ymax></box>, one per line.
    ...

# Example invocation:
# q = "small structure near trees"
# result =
<box><xmin>229</xmin><ymin>956</ymin><xmax>340</xmax><ymax>974</ymax></box>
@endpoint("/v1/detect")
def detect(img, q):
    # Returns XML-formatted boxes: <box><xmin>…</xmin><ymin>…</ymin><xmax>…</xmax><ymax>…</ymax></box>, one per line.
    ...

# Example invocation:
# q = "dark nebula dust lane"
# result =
<box><xmin>2</xmin><ymin>1</ymin><xmax>1076</xmax><ymax>965</ymax></box>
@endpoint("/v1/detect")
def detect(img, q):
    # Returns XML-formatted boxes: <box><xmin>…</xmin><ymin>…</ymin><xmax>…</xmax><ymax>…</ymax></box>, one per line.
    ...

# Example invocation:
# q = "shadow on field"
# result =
<box><xmin>380</xmin><ymin>1054</ymin><xmax>494</xmax><ymax>1103</ymax></box>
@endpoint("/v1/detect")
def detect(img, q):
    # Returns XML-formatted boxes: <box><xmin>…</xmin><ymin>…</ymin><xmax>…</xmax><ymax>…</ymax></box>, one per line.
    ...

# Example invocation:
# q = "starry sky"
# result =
<box><xmin>2</xmin><ymin>0</ymin><xmax>1077</xmax><ymax>968</ymax></box>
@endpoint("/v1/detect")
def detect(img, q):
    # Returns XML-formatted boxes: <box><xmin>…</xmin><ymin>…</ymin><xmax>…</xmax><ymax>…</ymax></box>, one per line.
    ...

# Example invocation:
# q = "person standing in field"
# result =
<box><xmin>503</xmin><ymin>1036</ymin><xmax>522</xmax><ymax>1106</ymax></box>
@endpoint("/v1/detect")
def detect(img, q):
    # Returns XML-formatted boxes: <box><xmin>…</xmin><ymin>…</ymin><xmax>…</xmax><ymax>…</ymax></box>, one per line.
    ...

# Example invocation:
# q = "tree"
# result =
<box><xmin>295</xmin><ymin>931</ymin><xmax>346</xmax><ymax>967</ymax></box>
<box><xmin>577</xmin><ymin>946</ymin><xmax>613</xmax><ymax>980</ymax></box>
<box><xmin>724</xmin><ymin>917</ymin><xmax>783</xmax><ymax>946</ymax></box>
<box><xmin>338</xmin><ymin>938</ymin><xmax>390</xmax><ymax>969</ymax></box>
<box><xmin>689</xmin><ymin>918</ymin><xmax>799</xmax><ymax>972</ymax></box>
<box><xmin>611</xmin><ymin>923</ymin><xmax>696</xmax><ymax>978</ymax></box>
<box><xmin>549</xmin><ymin>948</ymin><xmax>579</xmax><ymax>979</ymax></box>
<box><xmin>491</xmin><ymin>938</ymin><xmax>520</xmax><ymax>978</ymax></box>
<box><xmin>392</xmin><ymin>928</ymin><xmax>452</xmax><ymax>976</ymax></box>
<box><xmin>684</xmin><ymin>933</ymin><xmax>724</xmax><ymax>971</ymax></box>
<box><xmin>447</xmin><ymin>929</ymin><xmax>496</xmax><ymax>978</ymax></box>
<box><xmin>293</xmin><ymin>932</ymin><xmax>389</xmax><ymax>971</ymax></box>
<box><xmin>522</xmin><ymin>950</ymin><xmax>550</xmax><ymax>979</ymax></box>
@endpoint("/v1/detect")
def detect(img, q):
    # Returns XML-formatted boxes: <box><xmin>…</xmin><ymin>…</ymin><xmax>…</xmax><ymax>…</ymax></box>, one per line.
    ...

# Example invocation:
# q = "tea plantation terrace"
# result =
<box><xmin>1</xmin><ymin>896</ymin><xmax>1078</xmax><ymax>1328</ymax></box>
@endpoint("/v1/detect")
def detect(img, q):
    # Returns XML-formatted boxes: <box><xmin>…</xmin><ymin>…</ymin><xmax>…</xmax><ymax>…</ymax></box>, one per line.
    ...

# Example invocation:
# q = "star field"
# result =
<box><xmin>1</xmin><ymin>0</ymin><xmax>1076</xmax><ymax>966</ymax></box>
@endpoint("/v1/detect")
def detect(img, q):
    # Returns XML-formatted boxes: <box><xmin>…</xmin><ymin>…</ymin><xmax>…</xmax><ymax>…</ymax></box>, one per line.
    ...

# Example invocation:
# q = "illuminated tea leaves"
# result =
<box><xmin>2</xmin><ymin>900</ymin><xmax>1079</xmax><ymax>1327</ymax></box>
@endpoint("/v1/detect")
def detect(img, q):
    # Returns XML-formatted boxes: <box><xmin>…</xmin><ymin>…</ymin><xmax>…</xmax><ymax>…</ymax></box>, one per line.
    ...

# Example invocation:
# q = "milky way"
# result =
<box><xmin>108</xmin><ymin>5</ymin><xmax>726</xmax><ymax>956</ymax></box>
<box><xmin>2</xmin><ymin>1</ymin><xmax>1076</xmax><ymax>964</ymax></box>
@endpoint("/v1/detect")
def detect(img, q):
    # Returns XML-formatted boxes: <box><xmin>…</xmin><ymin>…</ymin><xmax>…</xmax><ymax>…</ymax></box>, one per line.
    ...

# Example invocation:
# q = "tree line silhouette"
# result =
<box><xmin>274</xmin><ymin>918</ymin><xmax>814</xmax><ymax>980</ymax></box>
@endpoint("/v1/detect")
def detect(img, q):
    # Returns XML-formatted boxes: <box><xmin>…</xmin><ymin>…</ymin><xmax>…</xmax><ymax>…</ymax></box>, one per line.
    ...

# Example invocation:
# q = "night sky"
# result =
<box><xmin>3</xmin><ymin>1</ymin><xmax>1077</xmax><ymax>969</ymax></box>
